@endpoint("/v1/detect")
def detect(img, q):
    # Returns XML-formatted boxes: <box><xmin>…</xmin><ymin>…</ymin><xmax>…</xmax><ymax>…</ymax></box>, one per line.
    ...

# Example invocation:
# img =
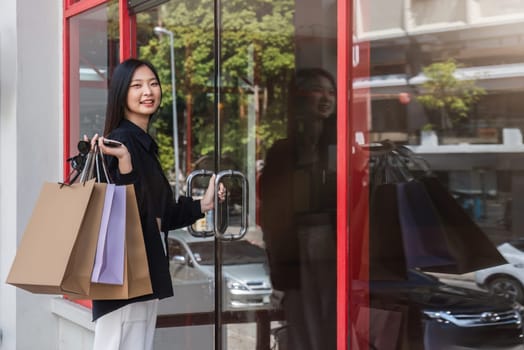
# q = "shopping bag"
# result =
<box><xmin>91</xmin><ymin>184</ymin><xmax>126</xmax><ymax>285</ymax></box>
<box><xmin>368</xmin><ymin>142</ymin><xmax>506</xmax><ymax>276</ymax></box>
<box><xmin>366</xmin><ymin>307</ymin><xmax>405</xmax><ymax>350</ymax></box>
<box><xmin>420</xmin><ymin>176</ymin><xmax>507</xmax><ymax>273</ymax></box>
<box><xmin>396</xmin><ymin>180</ymin><xmax>456</xmax><ymax>269</ymax></box>
<box><xmin>367</xmin><ymin>301</ymin><xmax>425</xmax><ymax>349</ymax></box>
<box><xmin>6</xmin><ymin>179</ymin><xmax>104</xmax><ymax>295</ymax></box>
<box><xmin>369</xmin><ymin>184</ymin><xmax>408</xmax><ymax>280</ymax></box>
<box><xmin>71</xmin><ymin>185</ymin><xmax>152</xmax><ymax>300</ymax></box>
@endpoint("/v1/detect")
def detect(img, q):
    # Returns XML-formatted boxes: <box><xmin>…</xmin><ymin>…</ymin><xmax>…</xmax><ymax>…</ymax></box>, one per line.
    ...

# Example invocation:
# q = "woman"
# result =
<box><xmin>89</xmin><ymin>58</ymin><xmax>224</xmax><ymax>350</ymax></box>
<box><xmin>260</xmin><ymin>68</ymin><xmax>337</xmax><ymax>350</ymax></box>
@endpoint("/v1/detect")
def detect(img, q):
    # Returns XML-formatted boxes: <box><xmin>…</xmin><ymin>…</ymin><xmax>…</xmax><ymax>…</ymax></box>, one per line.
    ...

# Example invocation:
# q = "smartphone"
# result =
<box><xmin>103</xmin><ymin>139</ymin><xmax>122</xmax><ymax>147</ymax></box>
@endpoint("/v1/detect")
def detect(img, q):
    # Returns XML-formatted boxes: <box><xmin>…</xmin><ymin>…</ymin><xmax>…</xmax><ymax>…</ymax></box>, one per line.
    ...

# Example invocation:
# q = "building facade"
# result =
<box><xmin>1</xmin><ymin>0</ymin><xmax>524</xmax><ymax>349</ymax></box>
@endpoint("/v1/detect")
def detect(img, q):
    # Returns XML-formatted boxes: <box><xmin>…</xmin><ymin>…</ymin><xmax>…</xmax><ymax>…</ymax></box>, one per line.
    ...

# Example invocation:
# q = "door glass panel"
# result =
<box><xmin>356</xmin><ymin>0</ymin><xmax>524</xmax><ymax>348</ymax></box>
<box><xmin>135</xmin><ymin>0</ymin><xmax>338</xmax><ymax>348</ymax></box>
<box><xmin>68</xmin><ymin>1</ymin><xmax>119</xmax><ymax>160</ymax></box>
<box><xmin>221</xmin><ymin>0</ymin><xmax>338</xmax><ymax>349</ymax></box>
<box><xmin>135</xmin><ymin>2</ymin><xmax>216</xmax><ymax>348</ymax></box>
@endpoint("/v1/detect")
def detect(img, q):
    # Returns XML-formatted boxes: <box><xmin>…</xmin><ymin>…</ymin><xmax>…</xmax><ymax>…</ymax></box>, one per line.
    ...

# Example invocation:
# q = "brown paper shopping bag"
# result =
<box><xmin>6</xmin><ymin>179</ymin><xmax>105</xmax><ymax>295</ymax></box>
<box><xmin>70</xmin><ymin>185</ymin><xmax>152</xmax><ymax>300</ymax></box>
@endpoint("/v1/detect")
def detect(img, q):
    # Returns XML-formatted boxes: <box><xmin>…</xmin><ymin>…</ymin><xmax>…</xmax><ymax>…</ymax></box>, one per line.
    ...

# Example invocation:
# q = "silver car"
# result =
<box><xmin>167</xmin><ymin>229</ymin><xmax>273</xmax><ymax>310</ymax></box>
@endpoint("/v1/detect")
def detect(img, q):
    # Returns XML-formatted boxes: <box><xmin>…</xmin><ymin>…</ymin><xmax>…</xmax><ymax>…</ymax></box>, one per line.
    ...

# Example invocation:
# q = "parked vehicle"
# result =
<box><xmin>365</xmin><ymin>270</ymin><xmax>524</xmax><ymax>349</ymax></box>
<box><xmin>167</xmin><ymin>229</ymin><xmax>273</xmax><ymax>310</ymax></box>
<box><xmin>475</xmin><ymin>240</ymin><xmax>524</xmax><ymax>303</ymax></box>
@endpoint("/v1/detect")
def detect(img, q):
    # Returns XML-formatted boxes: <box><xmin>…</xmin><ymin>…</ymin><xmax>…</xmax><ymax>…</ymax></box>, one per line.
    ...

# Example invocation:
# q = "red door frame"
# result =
<box><xmin>338</xmin><ymin>1</ymin><xmax>372</xmax><ymax>348</ymax></box>
<box><xmin>63</xmin><ymin>1</ymin><xmax>358</xmax><ymax>348</ymax></box>
<box><xmin>63</xmin><ymin>0</ymin><xmax>134</xmax><ymax>181</ymax></box>
<box><xmin>62</xmin><ymin>0</ymin><xmax>135</xmax><ymax>309</ymax></box>
<box><xmin>337</xmin><ymin>0</ymin><xmax>351</xmax><ymax>348</ymax></box>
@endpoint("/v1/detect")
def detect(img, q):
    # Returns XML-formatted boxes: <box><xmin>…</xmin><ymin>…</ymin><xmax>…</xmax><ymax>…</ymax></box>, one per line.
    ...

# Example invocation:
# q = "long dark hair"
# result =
<box><xmin>103</xmin><ymin>58</ymin><xmax>162</xmax><ymax>135</ymax></box>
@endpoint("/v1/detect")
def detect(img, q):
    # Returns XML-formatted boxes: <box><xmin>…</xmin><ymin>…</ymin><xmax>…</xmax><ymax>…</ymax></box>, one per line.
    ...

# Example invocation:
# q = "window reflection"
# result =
<box><xmin>358</xmin><ymin>0</ymin><xmax>524</xmax><ymax>348</ymax></box>
<box><xmin>358</xmin><ymin>0</ymin><xmax>524</xmax><ymax>236</ymax></box>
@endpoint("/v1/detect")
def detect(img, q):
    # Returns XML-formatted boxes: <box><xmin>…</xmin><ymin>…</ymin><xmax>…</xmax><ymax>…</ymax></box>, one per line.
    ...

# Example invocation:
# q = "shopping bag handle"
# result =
<box><xmin>79</xmin><ymin>144</ymin><xmax>112</xmax><ymax>184</ymax></box>
<box><xmin>95</xmin><ymin>146</ymin><xmax>112</xmax><ymax>183</ymax></box>
<box><xmin>60</xmin><ymin>139</ymin><xmax>113</xmax><ymax>187</ymax></box>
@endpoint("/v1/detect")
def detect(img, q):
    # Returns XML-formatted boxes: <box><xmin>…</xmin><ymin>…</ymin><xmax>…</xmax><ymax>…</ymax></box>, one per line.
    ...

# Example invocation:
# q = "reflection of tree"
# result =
<box><xmin>149</xmin><ymin>118</ymin><xmax>174</xmax><ymax>174</ymax></box>
<box><xmin>107</xmin><ymin>1</ymin><xmax>120</xmax><ymax>40</ymax></box>
<box><xmin>138</xmin><ymin>0</ymin><xmax>295</xmax><ymax>172</ymax></box>
<box><xmin>417</xmin><ymin>59</ymin><xmax>485</xmax><ymax>131</ymax></box>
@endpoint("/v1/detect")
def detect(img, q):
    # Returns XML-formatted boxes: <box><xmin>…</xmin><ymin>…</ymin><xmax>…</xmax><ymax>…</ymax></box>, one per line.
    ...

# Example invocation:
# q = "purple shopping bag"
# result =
<box><xmin>91</xmin><ymin>184</ymin><xmax>126</xmax><ymax>285</ymax></box>
<box><xmin>419</xmin><ymin>176</ymin><xmax>507</xmax><ymax>273</ymax></box>
<box><xmin>396</xmin><ymin>180</ymin><xmax>455</xmax><ymax>269</ymax></box>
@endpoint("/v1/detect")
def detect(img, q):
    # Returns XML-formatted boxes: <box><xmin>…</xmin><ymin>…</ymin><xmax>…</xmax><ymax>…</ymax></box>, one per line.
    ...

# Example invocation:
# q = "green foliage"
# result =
<box><xmin>192</xmin><ymin>116</ymin><xmax>215</xmax><ymax>156</ymax></box>
<box><xmin>416</xmin><ymin>59</ymin><xmax>485</xmax><ymax>129</ymax></box>
<box><xmin>138</xmin><ymin>0</ymin><xmax>295</xmax><ymax>171</ymax></box>
<box><xmin>149</xmin><ymin>117</ymin><xmax>175</xmax><ymax>176</ymax></box>
<box><xmin>254</xmin><ymin>118</ymin><xmax>287</xmax><ymax>155</ymax></box>
<box><xmin>421</xmin><ymin>123</ymin><xmax>435</xmax><ymax>131</ymax></box>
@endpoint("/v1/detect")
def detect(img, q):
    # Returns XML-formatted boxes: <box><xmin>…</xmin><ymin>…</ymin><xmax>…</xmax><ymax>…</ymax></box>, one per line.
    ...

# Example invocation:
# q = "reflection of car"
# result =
<box><xmin>475</xmin><ymin>240</ymin><xmax>524</xmax><ymax>303</ymax></box>
<box><xmin>366</xmin><ymin>270</ymin><xmax>524</xmax><ymax>349</ymax></box>
<box><xmin>167</xmin><ymin>229</ymin><xmax>273</xmax><ymax>310</ymax></box>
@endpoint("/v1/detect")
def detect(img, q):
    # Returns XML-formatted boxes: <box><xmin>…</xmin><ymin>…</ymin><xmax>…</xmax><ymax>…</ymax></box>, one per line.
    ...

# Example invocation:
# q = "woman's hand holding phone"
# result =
<box><xmin>102</xmin><ymin>139</ymin><xmax>123</xmax><ymax>147</ymax></box>
<box><xmin>84</xmin><ymin>134</ymin><xmax>133</xmax><ymax>174</ymax></box>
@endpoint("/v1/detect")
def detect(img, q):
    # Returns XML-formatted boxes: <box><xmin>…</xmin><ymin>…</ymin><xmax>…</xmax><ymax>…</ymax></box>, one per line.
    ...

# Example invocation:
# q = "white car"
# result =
<box><xmin>475</xmin><ymin>240</ymin><xmax>524</xmax><ymax>303</ymax></box>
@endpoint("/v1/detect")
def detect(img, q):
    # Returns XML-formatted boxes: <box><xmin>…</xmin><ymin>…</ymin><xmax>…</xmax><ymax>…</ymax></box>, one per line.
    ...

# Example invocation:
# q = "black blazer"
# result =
<box><xmin>92</xmin><ymin>119</ymin><xmax>203</xmax><ymax>321</ymax></box>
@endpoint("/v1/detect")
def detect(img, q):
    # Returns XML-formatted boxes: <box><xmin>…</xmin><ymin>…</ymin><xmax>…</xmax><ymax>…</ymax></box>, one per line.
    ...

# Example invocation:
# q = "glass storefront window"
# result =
<box><xmin>355</xmin><ymin>0</ymin><xmax>524</xmax><ymax>348</ymax></box>
<box><xmin>67</xmin><ymin>1</ymin><xmax>119</xmax><ymax>158</ymax></box>
<box><xmin>411</xmin><ymin>0</ymin><xmax>466</xmax><ymax>25</ymax></box>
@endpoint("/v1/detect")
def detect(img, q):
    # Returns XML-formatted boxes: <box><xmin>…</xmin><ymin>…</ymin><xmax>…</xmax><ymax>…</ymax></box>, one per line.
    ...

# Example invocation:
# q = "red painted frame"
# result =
<box><xmin>62</xmin><ymin>0</ymin><xmax>135</xmax><ymax>308</ymax></box>
<box><xmin>64</xmin><ymin>0</ymin><xmax>107</xmax><ymax>17</ymax></box>
<box><xmin>63</xmin><ymin>0</ymin><xmax>71</xmax><ymax>181</ymax></box>
<box><xmin>63</xmin><ymin>0</ymin><xmax>107</xmax><ymax>181</ymax></box>
<box><xmin>339</xmin><ymin>1</ymin><xmax>371</xmax><ymax>348</ymax></box>
<box><xmin>119</xmin><ymin>0</ymin><xmax>136</xmax><ymax>59</ymax></box>
<box><xmin>63</xmin><ymin>0</ymin><xmax>135</xmax><ymax>181</ymax></box>
<box><xmin>337</xmin><ymin>0</ymin><xmax>351</xmax><ymax>349</ymax></box>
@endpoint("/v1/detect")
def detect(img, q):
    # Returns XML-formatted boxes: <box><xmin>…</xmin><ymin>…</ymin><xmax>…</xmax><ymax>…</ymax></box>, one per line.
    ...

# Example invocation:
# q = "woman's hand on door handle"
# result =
<box><xmin>200</xmin><ymin>175</ymin><xmax>226</xmax><ymax>213</ymax></box>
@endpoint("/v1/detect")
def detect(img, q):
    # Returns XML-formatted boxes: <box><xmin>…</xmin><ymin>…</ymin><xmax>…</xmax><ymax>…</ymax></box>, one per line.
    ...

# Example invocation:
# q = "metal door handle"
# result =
<box><xmin>186</xmin><ymin>169</ymin><xmax>215</xmax><ymax>237</ymax></box>
<box><xmin>215</xmin><ymin>170</ymin><xmax>248</xmax><ymax>240</ymax></box>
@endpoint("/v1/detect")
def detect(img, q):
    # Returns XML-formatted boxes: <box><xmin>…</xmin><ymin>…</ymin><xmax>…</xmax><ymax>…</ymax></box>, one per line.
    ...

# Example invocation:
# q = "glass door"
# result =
<box><xmin>215</xmin><ymin>0</ymin><xmax>338</xmax><ymax>349</ymax></box>
<box><xmin>134</xmin><ymin>0</ymin><xmax>338</xmax><ymax>348</ymax></box>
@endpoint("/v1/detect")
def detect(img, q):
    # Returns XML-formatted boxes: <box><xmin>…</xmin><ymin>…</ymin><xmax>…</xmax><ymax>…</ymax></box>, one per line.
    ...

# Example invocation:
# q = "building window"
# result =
<box><xmin>411</xmin><ymin>0</ymin><xmax>466</xmax><ymax>26</ymax></box>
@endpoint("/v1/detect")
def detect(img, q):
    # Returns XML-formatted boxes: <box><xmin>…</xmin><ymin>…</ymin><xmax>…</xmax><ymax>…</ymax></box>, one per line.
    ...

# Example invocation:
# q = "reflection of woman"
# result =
<box><xmin>260</xmin><ymin>68</ymin><xmax>337</xmax><ymax>350</ymax></box>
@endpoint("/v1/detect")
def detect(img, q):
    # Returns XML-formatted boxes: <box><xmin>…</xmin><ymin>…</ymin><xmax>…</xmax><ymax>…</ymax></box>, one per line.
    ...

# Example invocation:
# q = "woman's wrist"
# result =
<box><xmin>118</xmin><ymin>152</ymin><xmax>133</xmax><ymax>174</ymax></box>
<box><xmin>200</xmin><ymin>199</ymin><xmax>212</xmax><ymax>213</ymax></box>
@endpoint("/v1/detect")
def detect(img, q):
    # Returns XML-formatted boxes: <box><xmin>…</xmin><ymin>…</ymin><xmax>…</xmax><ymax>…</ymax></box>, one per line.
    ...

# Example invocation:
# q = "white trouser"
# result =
<box><xmin>93</xmin><ymin>299</ymin><xmax>159</xmax><ymax>350</ymax></box>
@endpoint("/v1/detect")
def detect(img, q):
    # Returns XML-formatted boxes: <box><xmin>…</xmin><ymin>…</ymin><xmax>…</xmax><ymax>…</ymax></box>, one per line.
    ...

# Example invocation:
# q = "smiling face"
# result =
<box><xmin>124</xmin><ymin>65</ymin><xmax>162</xmax><ymax>126</ymax></box>
<box><xmin>298</xmin><ymin>75</ymin><xmax>336</xmax><ymax>120</ymax></box>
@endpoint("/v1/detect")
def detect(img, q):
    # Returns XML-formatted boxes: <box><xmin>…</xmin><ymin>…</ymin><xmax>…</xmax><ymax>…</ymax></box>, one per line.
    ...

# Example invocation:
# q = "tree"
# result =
<box><xmin>137</xmin><ymin>0</ymin><xmax>295</xmax><ymax>174</ymax></box>
<box><xmin>416</xmin><ymin>59</ymin><xmax>485</xmax><ymax>131</ymax></box>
